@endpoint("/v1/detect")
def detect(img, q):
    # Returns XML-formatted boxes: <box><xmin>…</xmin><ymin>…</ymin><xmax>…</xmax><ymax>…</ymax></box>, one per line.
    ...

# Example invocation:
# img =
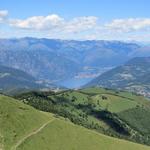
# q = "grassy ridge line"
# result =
<box><xmin>11</xmin><ymin>119</ymin><xmax>55</xmax><ymax>150</ymax></box>
<box><xmin>79</xmin><ymin>90</ymin><xmax>135</xmax><ymax>101</ymax></box>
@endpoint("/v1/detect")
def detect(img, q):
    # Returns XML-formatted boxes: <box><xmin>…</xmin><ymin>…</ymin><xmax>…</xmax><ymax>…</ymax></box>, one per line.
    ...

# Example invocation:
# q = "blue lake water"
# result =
<box><xmin>59</xmin><ymin>78</ymin><xmax>93</xmax><ymax>89</ymax></box>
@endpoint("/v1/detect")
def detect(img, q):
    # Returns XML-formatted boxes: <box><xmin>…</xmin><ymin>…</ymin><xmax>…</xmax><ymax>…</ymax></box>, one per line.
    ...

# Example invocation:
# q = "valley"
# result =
<box><xmin>0</xmin><ymin>38</ymin><xmax>143</xmax><ymax>85</ymax></box>
<box><xmin>0</xmin><ymin>40</ymin><xmax>150</xmax><ymax>149</ymax></box>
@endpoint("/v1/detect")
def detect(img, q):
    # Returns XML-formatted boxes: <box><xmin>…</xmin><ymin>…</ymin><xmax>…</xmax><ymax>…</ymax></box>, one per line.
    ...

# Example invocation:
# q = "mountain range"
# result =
<box><xmin>1</xmin><ymin>38</ymin><xmax>150</xmax><ymax>150</ymax></box>
<box><xmin>86</xmin><ymin>57</ymin><xmax>150</xmax><ymax>97</ymax></box>
<box><xmin>0</xmin><ymin>65</ymin><xmax>44</xmax><ymax>95</ymax></box>
<box><xmin>1</xmin><ymin>38</ymin><xmax>150</xmax><ymax>87</ymax></box>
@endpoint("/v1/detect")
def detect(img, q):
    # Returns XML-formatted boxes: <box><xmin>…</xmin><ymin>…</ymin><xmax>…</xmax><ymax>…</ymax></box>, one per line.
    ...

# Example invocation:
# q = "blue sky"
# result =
<box><xmin>0</xmin><ymin>0</ymin><xmax>150</xmax><ymax>41</ymax></box>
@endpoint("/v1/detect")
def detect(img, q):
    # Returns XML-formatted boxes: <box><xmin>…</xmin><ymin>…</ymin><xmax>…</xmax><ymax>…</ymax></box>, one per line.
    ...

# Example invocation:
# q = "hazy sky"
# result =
<box><xmin>0</xmin><ymin>0</ymin><xmax>150</xmax><ymax>41</ymax></box>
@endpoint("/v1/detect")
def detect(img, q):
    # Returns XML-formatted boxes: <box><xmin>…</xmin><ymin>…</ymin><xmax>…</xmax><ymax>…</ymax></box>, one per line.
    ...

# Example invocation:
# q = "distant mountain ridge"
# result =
<box><xmin>0</xmin><ymin>65</ymin><xmax>44</xmax><ymax>94</ymax></box>
<box><xmin>86</xmin><ymin>57</ymin><xmax>150</xmax><ymax>97</ymax></box>
<box><xmin>0</xmin><ymin>38</ymin><xmax>146</xmax><ymax>86</ymax></box>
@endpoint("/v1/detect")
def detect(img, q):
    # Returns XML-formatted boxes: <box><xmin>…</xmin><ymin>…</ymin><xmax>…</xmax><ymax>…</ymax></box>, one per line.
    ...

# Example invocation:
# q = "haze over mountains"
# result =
<box><xmin>1</xmin><ymin>38</ymin><xmax>150</xmax><ymax>87</ymax></box>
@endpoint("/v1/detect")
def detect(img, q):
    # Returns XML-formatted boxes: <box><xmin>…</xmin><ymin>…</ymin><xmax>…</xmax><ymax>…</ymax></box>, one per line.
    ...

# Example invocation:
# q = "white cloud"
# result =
<box><xmin>10</xmin><ymin>14</ymin><xmax>98</xmax><ymax>34</ymax></box>
<box><xmin>10</xmin><ymin>14</ymin><xmax>64</xmax><ymax>30</ymax></box>
<box><xmin>9</xmin><ymin>15</ymin><xmax>150</xmax><ymax>34</ymax></box>
<box><xmin>63</xmin><ymin>16</ymin><xmax>98</xmax><ymax>33</ymax></box>
<box><xmin>0</xmin><ymin>10</ymin><xmax>8</xmax><ymax>17</ymax></box>
<box><xmin>105</xmin><ymin>18</ymin><xmax>150</xmax><ymax>32</ymax></box>
<box><xmin>1</xmin><ymin>11</ymin><xmax>150</xmax><ymax>41</ymax></box>
<box><xmin>0</xmin><ymin>10</ymin><xmax>8</xmax><ymax>22</ymax></box>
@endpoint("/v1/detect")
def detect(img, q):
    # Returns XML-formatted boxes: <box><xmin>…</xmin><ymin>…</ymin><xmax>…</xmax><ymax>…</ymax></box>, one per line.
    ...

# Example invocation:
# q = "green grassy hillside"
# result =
<box><xmin>80</xmin><ymin>87</ymin><xmax>150</xmax><ymax>112</ymax></box>
<box><xmin>0</xmin><ymin>94</ymin><xmax>53</xmax><ymax>150</ymax></box>
<box><xmin>17</xmin><ymin>119</ymin><xmax>150</xmax><ymax>150</ymax></box>
<box><xmin>0</xmin><ymin>94</ymin><xmax>150</xmax><ymax>150</ymax></box>
<box><xmin>16</xmin><ymin>87</ymin><xmax>150</xmax><ymax>146</ymax></box>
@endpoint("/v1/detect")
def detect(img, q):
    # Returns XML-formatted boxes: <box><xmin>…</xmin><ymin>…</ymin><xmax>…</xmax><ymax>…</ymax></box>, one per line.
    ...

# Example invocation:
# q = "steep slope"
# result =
<box><xmin>0</xmin><ymin>94</ymin><xmax>53</xmax><ymax>150</ymax></box>
<box><xmin>86</xmin><ymin>57</ymin><xmax>150</xmax><ymax>97</ymax></box>
<box><xmin>0</xmin><ymin>94</ymin><xmax>149</xmax><ymax>150</ymax></box>
<box><xmin>0</xmin><ymin>65</ymin><xmax>43</xmax><ymax>95</ymax></box>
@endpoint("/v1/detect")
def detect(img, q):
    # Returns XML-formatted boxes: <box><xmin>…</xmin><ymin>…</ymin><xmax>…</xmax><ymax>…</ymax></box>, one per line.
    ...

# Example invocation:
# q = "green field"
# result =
<box><xmin>1</xmin><ymin>94</ymin><xmax>150</xmax><ymax>150</ymax></box>
<box><xmin>15</xmin><ymin>87</ymin><xmax>150</xmax><ymax>146</ymax></box>
<box><xmin>0</xmin><ymin>94</ymin><xmax>53</xmax><ymax>150</ymax></box>
<box><xmin>17</xmin><ymin>119</ymin><xmax>150</xmax><ymax>150</ymax></box>
<box><xmin>80</xmin><ymin>87</ymin><xmax>150</xmax><ymax>111</ymax></box>
<box><xmin>92</xmin><ymin>93</ymin><xmax>138</xmax><ymax>112</ymax></box>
